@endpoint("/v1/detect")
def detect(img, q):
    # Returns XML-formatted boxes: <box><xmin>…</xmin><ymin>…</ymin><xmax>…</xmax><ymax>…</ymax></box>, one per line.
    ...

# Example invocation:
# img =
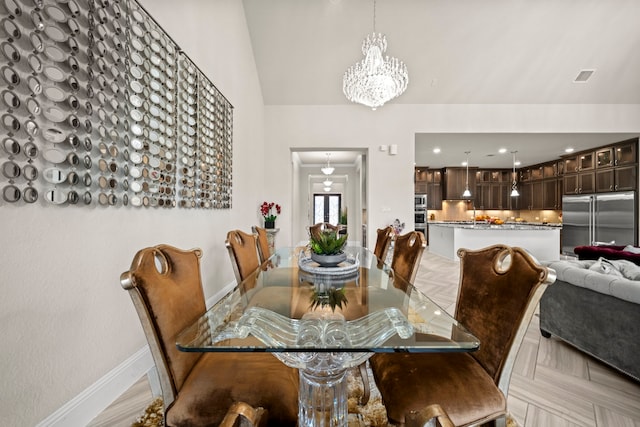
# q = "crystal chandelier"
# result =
<box><xmin>511</xmin><ymin>151</ymin><xmax>520</xmax><ymax>197</ymax></box>
<box><xmin>321</xmin><ymin>153</ymin><xmax>334</xmax><ymax>175</ymax></box>
<box><xmin>462</xmin><ymin>151</ymin><xmax>471</xmax><ymax>198</ymax></box>
<box><xmin>342</xmin><ymin>0</ymin><xmax>408</xmax><ymax>110</ymax></box>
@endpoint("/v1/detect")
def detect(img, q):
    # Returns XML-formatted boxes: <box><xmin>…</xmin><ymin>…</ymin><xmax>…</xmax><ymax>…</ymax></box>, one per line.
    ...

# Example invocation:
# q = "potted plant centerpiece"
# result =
<box><xmin>309</xmin><ymin>229</ymin><xmax>348</xmax><ymax>267</ymax></box>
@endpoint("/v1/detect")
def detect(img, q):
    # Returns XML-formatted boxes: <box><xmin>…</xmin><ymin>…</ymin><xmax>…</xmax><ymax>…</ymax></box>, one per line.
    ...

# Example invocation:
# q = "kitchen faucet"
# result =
<box><xmin>472</xmin><ymin>204</ymin><xmax>476</xmax><ymax>226</ymax></box>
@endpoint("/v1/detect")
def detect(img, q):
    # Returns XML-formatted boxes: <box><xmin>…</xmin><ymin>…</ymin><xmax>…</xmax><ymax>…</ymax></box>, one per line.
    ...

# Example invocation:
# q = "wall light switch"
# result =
<box><xmin>389</xmin><ymin>144</ymin><xmax>398</xmax><ymax>155</ymax></box>
<box><xmin>379</xmin><ymin>145</ymin><xmax>388</xmax><ymax>152</ymax></box>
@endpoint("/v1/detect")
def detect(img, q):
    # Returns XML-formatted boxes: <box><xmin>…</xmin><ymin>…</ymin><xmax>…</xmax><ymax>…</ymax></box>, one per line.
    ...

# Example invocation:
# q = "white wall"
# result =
<box><xmin>264</xmin><ymin>104</ymin><xmax>640</xmax><ymax>248</ymax></box>
<box><xmin>0</xmin><ymin>1</ymin><xmax>266</xmax><ymax>425</ymax></box>
<box><xmin>4</xmin><ymin>1</ymin><xmax>639</xmax><ymax>425</ymax></box>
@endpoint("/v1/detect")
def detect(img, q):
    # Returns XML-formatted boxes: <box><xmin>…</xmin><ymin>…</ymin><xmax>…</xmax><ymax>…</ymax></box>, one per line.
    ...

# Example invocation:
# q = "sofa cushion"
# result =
<box><xmin>545</xmin><ymin>259</ymin><xmax>640</xmax><ymax>305</ymax></box>
<box><xmin>574</xmin><ymin>245</ymin><xmax>640</xmax><ymax>265</ymax></box>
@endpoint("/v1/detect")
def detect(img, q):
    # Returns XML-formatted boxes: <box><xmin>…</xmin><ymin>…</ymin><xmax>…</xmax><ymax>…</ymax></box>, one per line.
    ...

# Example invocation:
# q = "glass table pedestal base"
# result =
<box><xmin>298</xmin><ymin>366</ymin><xmax>348</xmax><ymax>427</ymax></box>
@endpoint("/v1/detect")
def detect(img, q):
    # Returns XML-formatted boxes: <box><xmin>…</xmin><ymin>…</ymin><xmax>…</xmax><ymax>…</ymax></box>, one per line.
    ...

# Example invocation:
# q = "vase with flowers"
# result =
<box><xmin>260</xmin><ymin>201</ymin><xmax>281</xmax><ymax>229</ymax></box>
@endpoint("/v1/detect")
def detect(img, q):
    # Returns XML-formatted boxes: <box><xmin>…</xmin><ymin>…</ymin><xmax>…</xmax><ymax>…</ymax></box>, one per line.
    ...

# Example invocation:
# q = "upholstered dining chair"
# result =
<box><xmin>359</xmin><ymin>229</ymin><xmax>426</xmax><ymax>405</ymax></box>
<box><xmin>219</xmin><ymin>402</ymin><xmax>267</xmax><ymax>427</ymax></box>
<box><xmin>405</xmin><ymin>404</ymin><xmax>455</xmax><ymax>427</ymax></box>
<box><xmin>391</xmin><ymin>230</ymin><xmax>427</xmax><ymax>285</ymax></box>
<box><xmin>369</xmin><ymin>244</ymin><xmax>556</xmax><ymax>427</ymax></box>
<box><xmin>226</xmin><ymin>229</ymin><xmax>261</xmax><ymax>284</ymax></box>
<box><xmin>308</xmin><ymin>222</ymin><xmax>340</xmax><ymax>241</ymax></box>
<box><xmin>373</xmin><ymin>225</ymin><xmax>395</xmax><ymax>266</ymax></box>
<box><xmin>120</xmin><ymin>244</ymin><xmax>299</xmax><ymax>426</ymax></box>
<box><xmin>252</xmin><ymin>225</ymin><xmax>271</xmax><ymax>264</ymax></box>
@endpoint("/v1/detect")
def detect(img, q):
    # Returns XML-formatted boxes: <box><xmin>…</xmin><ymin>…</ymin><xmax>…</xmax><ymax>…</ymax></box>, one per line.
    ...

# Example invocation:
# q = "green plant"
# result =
<box><xmin>309</xmin><ymin>287</ymin><xmax>348</xmax><ymax>312</ymax></box>
<box><xmin>309</xmin><ymin>230</ymin><xmax>348</xmax><ymax>255</ymax></box>
<box><xmin>339</xmin><ymin>209</ymin><xmax>348</xmax><ymax>225</ymax></box>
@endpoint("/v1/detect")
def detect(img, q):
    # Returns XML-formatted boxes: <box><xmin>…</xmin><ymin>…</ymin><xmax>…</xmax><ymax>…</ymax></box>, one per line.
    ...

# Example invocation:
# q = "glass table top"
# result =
<box><xmin>176</xmin><ymin>246</ymin><xmax>479</xmax><ymax>353</ymax></box>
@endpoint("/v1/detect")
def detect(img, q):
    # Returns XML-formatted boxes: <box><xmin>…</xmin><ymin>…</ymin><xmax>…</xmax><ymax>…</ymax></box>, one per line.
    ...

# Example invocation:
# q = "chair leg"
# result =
<box><xmin>218</xmin><ymin>402</ymin><xmax>267</xmax><ymax>427</ymax></box>
<box><xmin>357</xmin><ymin>362</ymin><xmax>371</xmax><ymax>406</ymax></box>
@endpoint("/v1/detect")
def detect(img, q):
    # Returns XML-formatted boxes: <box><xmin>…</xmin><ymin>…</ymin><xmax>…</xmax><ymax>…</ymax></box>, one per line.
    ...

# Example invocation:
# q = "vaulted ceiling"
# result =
<box><xmin>242</xmin><ymin>0</ymin><xmax>640</xmax><ymax>167</ymax></box>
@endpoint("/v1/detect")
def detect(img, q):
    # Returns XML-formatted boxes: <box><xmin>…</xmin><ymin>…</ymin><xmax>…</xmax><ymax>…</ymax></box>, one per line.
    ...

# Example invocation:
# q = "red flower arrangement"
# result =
<box><xmin>260</xmin><ymin>201</ymin><xmax>281</xmax><ymax>222</ymax></box>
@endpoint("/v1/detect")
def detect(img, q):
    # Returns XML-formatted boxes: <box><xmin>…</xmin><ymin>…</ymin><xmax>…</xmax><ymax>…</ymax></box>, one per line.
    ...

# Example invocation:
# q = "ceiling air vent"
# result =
<box><xmin>573</xmin><ymin>69</ymin><xmax>596</xmax><ymax>83</ymax></box>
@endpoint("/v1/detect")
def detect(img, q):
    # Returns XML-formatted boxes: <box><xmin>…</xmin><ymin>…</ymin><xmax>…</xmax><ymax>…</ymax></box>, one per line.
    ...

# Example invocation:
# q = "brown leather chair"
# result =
<box><xmin>308</xmin><ymin>222</ymin><xmax>339</xmax><ymax>241</ymax></box>
<box><xmin>219</xmin><ymin>402</ymin><xmax>267</xmax><ymax>427</ymax></box>
<box><xmin>406</xmin><ymin>404</ymin><xmax>455</xmax><ymax>427</ymax></box>
<box><xmin>391</xmin><ymin>230</ymin><xmax>427</xmax><ymax>284</ymax></box>
<box><xmin>373</xmin><ymin>225</ymin><xmax>395</xmax><ymax>266</ymax></box>
<box><xmin>370</xmin><ymin>244</ymin><xmax>556</xmax><ymax>427</ymax></box>
<box><xmin>359</xmin><ymin>229</ymin><xmax>426</xmax><ymax>405</ymax></box>
<box><xmin>226</xmin><ymin>230</ymin><xmax>261</xmax><ymax>284</ymax></box>
<box><xmin>120</xmin><ymin>244</ymin><xmax>299</xmax><ymax>427</ymax></box>
<box><xmin>252</xmin><ymin>226</ymin><xmax>271</xmax><ymax>264</ymax></box>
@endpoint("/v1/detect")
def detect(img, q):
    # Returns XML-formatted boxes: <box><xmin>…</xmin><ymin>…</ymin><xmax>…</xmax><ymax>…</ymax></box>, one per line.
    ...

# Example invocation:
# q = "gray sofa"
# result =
<box><xmin>540</xmin><ymin>259</ymin><xmax>640</xmax><ymax>382</ymax></box>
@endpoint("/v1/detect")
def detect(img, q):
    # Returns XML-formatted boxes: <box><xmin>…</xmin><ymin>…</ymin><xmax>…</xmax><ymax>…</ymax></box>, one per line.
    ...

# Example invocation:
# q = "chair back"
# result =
<box><xmin>252</xmin><ymin>226</ymin><xmax>271</xmax><ymax>264</ymax></box>
<box><xmin>120</xmin><ymin>244</ymin><xmax>205</xmax><ymax>408</ymax></box>
<box><xmin>308</xmin><ymin>222</ymin><xmax>339</xmax><ymax>241</ymax></box>
<box><xmin>373</xmin><ymin>226</ymin><xmax>394</xmax><ymax>264</ymax></box>
<box><xmin>456</xmin><ymin>244</ymin><xmax>555</xmax><ymax>393</ymax></box>
<box><xmin>391</xmin><ymin>231</ymin><xmax>426</xmax><ymax>284</ymax></box>
<box><xmin>226</xmin><ymin>230</ymin><xmax>260</xmax><ymax>284</ymax></box>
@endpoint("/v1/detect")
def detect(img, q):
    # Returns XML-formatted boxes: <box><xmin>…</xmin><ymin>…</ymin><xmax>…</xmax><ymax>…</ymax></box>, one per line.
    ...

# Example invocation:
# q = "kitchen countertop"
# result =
<box><xmin>429</xmin><ymin>221</ymin><xmax>562</xmax><ymax>230</ymax></box>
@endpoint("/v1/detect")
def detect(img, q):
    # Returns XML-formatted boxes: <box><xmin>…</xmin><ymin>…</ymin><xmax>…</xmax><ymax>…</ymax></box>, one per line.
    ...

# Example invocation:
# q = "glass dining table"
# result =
<box><xmin>176</xmin><ymin>246</ymin><xmax>480</xmax><ymax>427</ymax></box>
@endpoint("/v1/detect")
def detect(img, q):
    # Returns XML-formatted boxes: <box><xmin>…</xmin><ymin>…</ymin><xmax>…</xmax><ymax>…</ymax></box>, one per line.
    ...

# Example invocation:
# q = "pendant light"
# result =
<box><xmin>462</xmin><ymin>151</ymin><xmax>471</xmax><ymax>198</ymax></box>
<box><xmin>321</xmin><ymin>153</ymin><xmax>334</xmax><ymax>175</ymax></box>
<box><xmin>510</xmin><ymin>151</ymin><xmax>520</xmax><ymax>197</ymax></box>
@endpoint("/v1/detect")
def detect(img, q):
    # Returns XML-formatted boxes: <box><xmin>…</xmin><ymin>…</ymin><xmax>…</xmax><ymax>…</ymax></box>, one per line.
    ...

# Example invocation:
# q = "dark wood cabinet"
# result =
<box><xmin>564</xmin><ymin>172</ymin><xmax>595</xmax><ymax>194</ymax></box>
<box><xmin>543</xmin><ymin>179</ymin><xmax>561</xmax><ymax>209</ymax></box>
<box><xmin>596</xmin><ymin>147</ymin><xmax>615</xmax><ymax>168</ymax></box>
<box><xmin>427</xmin><ymin>169</ymin><xmax>443</xmax><ymax>210</ymax></box>
<box><xmin>614</xmin><ymin>166</ymin><xmax>637</xmax><ymax>191</ymax></box>
<box><xmin>443</xmin><ymin>167</ymin><xmax>476</xmax><ymax>200</ymax></box>
<box><xmin>415</xmin><ymin>167</ymin><xmax>428</xmax><ymax>194</ymax></box>
<box><xmin>415</xmin><ymin>168</ymin><xmax>443</xmax><ymax>209</ymax></box>
<box><xmin>614</xmin><ymin>141</ymin><xmax>637</xmax><ymax>166</ymax></box>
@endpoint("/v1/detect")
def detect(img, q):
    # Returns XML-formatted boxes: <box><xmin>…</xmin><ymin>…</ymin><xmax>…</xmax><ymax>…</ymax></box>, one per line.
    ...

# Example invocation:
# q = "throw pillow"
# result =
<box><xmin>588</xmin><ymin>257</ymin><xmax>624</xmax><ymax>277</ymax></box>
<box><xmin>610</xmin><ymin>259</ymin><xmax>640</xmax><ymax>281</ymax></box>
<box><xmin>623</xmin><ymin>245</ymin><xmax>640</xmax><ymax>254</ymax></box>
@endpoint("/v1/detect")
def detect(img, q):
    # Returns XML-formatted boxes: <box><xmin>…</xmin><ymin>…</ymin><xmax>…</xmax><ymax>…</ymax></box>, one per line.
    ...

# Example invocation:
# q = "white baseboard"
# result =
<box><xmin>37</xmin><ymin>281</ymin><xmax>235</xmax><ymax>427</ymax></box>
<box><xmin>36</xmin><ymin>347</ymin><xmax>154</xmax><ymax>427</ymax></box>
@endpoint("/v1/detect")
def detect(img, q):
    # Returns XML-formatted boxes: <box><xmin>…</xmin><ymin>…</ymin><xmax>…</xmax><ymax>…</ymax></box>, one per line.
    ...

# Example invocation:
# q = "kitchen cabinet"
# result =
<box><xmin>614</xmin><ymin>141</ymin><xmax>637</xmax><ymax>166</ymax></box>
<box><xmin>543</xmin><ymin>178</ymin><xmax>562</xmax><ymax>209</ymax></box>
<box><xmin>564</xmin><ymin>152</ymin><xmax>594</xmax><ymax>174</ymax></box>
<box><xmin>414</xmin><ymin>167</ymin><xmax>428</xmax><ymax>194</ymax></box>
<box><xmin>596</xmin><ymin>166</ymin><xmax>637</xmax><ymax>192</ymax></box>
<box><xmin>443</xmin><ymin>167</ymin><xmax>476</xmax><ymax>200</ymax></box>
<box><xmin>564</xmin><ymin>171</ymin><xmax>595</xmax><ymax>194</ymax></box>
<box><xmin>426</xmin><ymin>169</ymin><xmax>443</xmax><ymax>210</ymax></box>
<box><xmin>414</xmin><ymin>168</ymin><xmax>443</xmax><ymax>209</ymax></box>
<box><xmin>474</xmin><ymin>169</ymin><xmax>512</xmax><ymax>209</ymax></box>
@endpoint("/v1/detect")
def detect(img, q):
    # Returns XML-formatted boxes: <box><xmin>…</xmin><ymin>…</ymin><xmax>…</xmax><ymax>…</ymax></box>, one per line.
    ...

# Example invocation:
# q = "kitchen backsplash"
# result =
<box><xmin>428</xmin><ymin>200</ymin><xmax>562</xmax><ymax>223</ymax></box>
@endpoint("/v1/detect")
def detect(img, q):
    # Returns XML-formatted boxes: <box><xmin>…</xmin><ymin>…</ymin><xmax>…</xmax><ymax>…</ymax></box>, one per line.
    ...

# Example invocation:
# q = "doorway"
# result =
<box><xmin>313</xmin><ymin>193</ymin><xmax>341</xmax><ymax>225</ymax></box>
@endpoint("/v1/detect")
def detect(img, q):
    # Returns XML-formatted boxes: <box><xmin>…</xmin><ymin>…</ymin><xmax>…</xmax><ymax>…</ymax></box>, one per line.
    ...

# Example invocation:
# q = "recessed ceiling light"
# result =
<box><xmin>461</xmin><ymin>161</ymin><xmax>468</xmax><ymax>166</ymax></box>
<box><xmin>515</xmin><ymin>161</ymin><xmax>521</xmax><ymax>166</ymax></box>
<box><xmin>498</xmin><ymin>148</ymin><xmax>507</xmax><ymax>154</ymax></box>
<box><xmin>433</xmin><ymin>147</ymin><xmax>441</xmax><ymax>154</ymax></box>
<box><xmin>573</xmin><ymin>69</ymin><xmax>596</xmax><ymax>83</ymax></box>
<box><xmin>565</xmin><ymin>147</ymin><xmax>575</xmax><ymax>153</ymax></box>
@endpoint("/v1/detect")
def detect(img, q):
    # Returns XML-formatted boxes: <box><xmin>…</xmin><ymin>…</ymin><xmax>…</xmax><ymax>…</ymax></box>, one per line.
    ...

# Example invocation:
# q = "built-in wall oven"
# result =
<box><xmin>415</xmin><ymin>193</ymin><xmax>427</xmax><ymax>240</ymax></box>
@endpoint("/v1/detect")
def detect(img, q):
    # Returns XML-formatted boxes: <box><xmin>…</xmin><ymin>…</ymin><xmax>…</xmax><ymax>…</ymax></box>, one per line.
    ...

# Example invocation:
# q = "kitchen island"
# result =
<box><xmin>428</xmin><ymin>222</ymin><xmax>561</xmax><ymax>262</ymax></box>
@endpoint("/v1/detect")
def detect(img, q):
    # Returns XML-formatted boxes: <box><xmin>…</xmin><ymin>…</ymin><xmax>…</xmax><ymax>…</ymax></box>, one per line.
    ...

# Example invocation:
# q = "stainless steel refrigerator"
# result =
<box><xmin>562</xmin><ymin>191</ymin><xmax>637</xmax><ymax>255</ymax></box>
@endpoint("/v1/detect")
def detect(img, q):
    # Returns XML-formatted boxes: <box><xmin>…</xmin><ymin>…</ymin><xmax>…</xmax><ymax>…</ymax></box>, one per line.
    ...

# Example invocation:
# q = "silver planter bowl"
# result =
<box><xmin>311</xmin><ymin>252</ymin><xmax>347</xmax><ymax>267</ymax></box>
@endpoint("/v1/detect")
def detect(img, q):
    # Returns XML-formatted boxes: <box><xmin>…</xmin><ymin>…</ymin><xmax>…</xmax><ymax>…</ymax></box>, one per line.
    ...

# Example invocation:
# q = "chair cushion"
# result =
<box><xmin>370</xmin><ymin>352</ymin><xmax>506</xmax><ymax>427</ymax></box>
<box><xmin>166</xmin><ymin>352</ymin><xmax>299</xmax><ymax>427</ymax></box>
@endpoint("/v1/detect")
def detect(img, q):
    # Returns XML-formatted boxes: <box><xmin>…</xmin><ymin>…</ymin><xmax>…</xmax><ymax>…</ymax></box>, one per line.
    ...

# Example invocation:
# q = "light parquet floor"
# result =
<box><xmin>89</xmin><ymin>248</ymin><xmax>640</xmax><ymax>427</ymax></box>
